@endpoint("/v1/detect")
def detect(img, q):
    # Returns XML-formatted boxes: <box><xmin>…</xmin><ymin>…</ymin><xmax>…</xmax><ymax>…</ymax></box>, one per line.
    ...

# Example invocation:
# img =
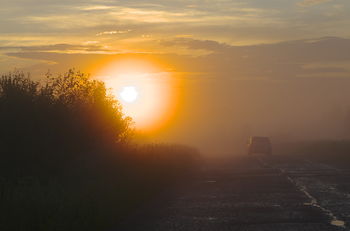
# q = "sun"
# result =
<box><xmin>96</xmin><ymin>59</ymin><xmax>178</xmax><ymax>131</ymax></box>
<box><xmin>120</xmin><ymin>86</ymin><xmax>139</xmax><ymax>103</ymax></box>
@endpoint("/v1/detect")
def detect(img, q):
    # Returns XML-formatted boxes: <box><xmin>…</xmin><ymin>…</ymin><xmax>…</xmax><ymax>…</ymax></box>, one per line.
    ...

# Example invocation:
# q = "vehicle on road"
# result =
<box><xmin>247</xmin><ymin>136</ymin><xmax>272</xmax><ymax>155</ymax></box>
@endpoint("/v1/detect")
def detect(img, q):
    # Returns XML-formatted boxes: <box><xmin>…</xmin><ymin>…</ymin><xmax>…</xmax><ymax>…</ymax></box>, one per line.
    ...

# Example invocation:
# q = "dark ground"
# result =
<box><xmin>115</xmin><ymin>154</ymin><xmax>350</xmax><ymax>231</ymax></box>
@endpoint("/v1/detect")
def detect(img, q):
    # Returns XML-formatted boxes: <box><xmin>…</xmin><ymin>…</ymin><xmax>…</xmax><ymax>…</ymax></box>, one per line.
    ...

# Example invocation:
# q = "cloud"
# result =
<box><xmin>1</xmin><ymin>0</ymin><xmax>349</xmax><ymax>48</ymax></box>
<box><xmin>297</xmin><ymin>0</ymin><xmax>334</xmax><ymax>7</ymax></box>
<box><xmin>78</xmin><ymin>5</ymin><xmax>115</xmax><ymax>11</ymax></box>
<box><xmin>0</xmin><ymin>44</ymin><xmax>112</xmax><ymax>53</ymax></box>
<box><xmin>160</xmin><ymin>38</ymin><xmax>230</xmax><ymax>52</ymax></box>
<box><xmin>5</xmin><ymin>37</ymin><xmax>350</xmax><ymax>80</ymax></box>
<box><xmin>96</xmin><ymin>30</ymin><xmax>132</xmax><ymax>36</ymax></box>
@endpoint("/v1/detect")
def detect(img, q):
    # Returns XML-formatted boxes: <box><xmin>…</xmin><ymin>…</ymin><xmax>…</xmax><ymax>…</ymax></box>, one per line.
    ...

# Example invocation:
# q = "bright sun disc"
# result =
<box><xmin>98</xmin><ymin>59</ymin><xmax>177</xmax><ymax>131</ymax></box>
<box><xmin>120</xmin><ymin>86</ymin><xmax>138</xmax><ymax>103</ymax></box>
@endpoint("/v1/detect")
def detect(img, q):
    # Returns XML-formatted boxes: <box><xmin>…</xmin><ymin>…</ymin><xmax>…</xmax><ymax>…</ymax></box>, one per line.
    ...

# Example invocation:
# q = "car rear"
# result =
<box><xmin>248</xmin><ymin>136</ymin><xmax>272</xmax><ymax>155</ymax></box>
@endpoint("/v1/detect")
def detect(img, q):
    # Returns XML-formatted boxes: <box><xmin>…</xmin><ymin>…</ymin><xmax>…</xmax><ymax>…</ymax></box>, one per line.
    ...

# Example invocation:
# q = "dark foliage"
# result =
<box><xmin>0</xmin><ymin>70</ymin><xmax>132</xmax><ymax>178</ymax></box>
<box><xmin>0</xmin><ymin>70</ymin><xmax>200</xmax><ymax>231</ymax></box>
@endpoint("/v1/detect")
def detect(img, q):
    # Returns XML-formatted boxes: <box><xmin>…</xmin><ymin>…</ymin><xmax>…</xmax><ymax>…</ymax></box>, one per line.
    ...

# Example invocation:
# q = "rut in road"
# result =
<box><xmin>260</xmin><ymin>155</ymin><xmax>350</xmax><ymax>230</ymax></box>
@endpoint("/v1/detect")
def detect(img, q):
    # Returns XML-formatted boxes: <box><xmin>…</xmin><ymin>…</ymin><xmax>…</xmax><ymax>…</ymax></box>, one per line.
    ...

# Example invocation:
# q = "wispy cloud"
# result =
<box><xmin>0</xmin><ymin>44</ymin><xmax>113</xmax><ymax>54</ymax></box>
<box><xmin>161</xmin><ymin>38</ymin><xmax>230</xmax><ymax>52</ymax></box>
<box><xmin>78</xmin><ymin>5</ymin><xmax>115</xmax><ymax>11</ymax></box>
<box><xmin>297</xmin><ymin>0</ymin><xmax>334</xmax><ymax>7</ymax></box>
<box><xmin>96</xmin><ymin>30</ymin><xmax>132</xmax><ymax>36</ymax></box>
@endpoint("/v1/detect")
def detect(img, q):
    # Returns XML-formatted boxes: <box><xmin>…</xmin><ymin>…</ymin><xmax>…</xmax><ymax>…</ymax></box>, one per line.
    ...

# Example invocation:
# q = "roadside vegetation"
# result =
<box><xmin>0</xmin><ymin>70</ymin><xmax>200</xmax><ymax>231</ymax></box>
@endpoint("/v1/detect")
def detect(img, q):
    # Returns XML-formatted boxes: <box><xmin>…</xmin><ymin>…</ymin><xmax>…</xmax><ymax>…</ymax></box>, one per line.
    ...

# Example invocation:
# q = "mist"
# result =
<box><xmin>140</xmin><ymin>37</ymin><xmax>350</xmax><ymax>155</ymax></box>
<box><xmin>158</xmin><ymin>76</ymin><xmax>350</xmax><ymax>155</ymax></box>
<box><xmin>3</xmin><ymin>37</ymin><xmax>350</xmax><ymax>155</ymax></box>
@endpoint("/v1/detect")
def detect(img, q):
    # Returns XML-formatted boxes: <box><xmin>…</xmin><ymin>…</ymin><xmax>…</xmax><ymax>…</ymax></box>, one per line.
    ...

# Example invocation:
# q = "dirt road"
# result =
<box><xmin>116</xmin><ymin>155</ymin><xmax>350</xmax><ymax>231</ymax></box>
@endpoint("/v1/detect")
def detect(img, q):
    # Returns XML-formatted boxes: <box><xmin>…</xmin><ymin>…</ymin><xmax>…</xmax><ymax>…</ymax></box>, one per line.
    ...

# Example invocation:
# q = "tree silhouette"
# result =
<box><xmin>0</xmin><ymin>69</ymin><xmax>132</xmax><ymax>177</ymax></box>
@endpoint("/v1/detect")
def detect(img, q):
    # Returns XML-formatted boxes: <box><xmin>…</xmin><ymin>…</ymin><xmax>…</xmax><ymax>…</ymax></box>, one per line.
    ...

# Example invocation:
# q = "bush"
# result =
<box><xmin>0</xmin><ymin>70</ymin><xmax>131</xmax><ymax>178</ymax></box>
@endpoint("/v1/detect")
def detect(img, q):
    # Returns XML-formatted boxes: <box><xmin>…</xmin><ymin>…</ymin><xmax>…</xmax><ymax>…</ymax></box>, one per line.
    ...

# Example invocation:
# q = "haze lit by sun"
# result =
<box><xmin>97</xmin><ymin>59</ymin><xmax>177</xmax><ymax>131</ymax></box>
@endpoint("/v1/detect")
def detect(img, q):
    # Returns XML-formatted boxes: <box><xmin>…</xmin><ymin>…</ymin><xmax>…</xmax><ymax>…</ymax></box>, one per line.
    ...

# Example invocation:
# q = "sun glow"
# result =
<box><xmin>97</xmin><ymin>59</ymin><xmax>177</xmax><ymax>131</ymax></box>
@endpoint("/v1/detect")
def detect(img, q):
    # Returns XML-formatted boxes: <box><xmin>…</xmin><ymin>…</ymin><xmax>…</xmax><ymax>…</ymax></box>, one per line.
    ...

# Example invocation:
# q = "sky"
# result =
<box><xmin>1</xmin><ymin>0</ymin><xmax>350</xmax><ymax>154</ymax></box>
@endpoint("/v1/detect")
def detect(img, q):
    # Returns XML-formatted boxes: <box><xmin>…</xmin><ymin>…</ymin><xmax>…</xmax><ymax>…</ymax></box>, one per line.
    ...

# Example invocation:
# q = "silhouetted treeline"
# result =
<box><xmin>0</xmin><ymin>70</ymin><xmax>200</xmax><ymax>231</ymax></box>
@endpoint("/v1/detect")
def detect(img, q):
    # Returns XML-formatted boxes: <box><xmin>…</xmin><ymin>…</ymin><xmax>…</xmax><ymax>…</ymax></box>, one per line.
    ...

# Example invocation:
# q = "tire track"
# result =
<box><xmin>257</xmin><ymin>155</ymin><xmax>347</xmax><ymax>229</ymax></box>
